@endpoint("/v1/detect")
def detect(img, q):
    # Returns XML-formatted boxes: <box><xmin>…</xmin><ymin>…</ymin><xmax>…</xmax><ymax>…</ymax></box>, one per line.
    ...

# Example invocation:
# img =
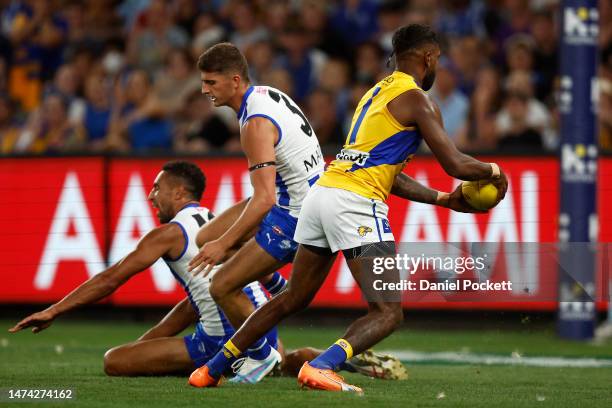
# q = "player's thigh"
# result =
<box><xmin>105</xmin><ymin>337</ymin><xmax>193</xmax><ymax>373</ymax></box>
<box><xmin>345</xmin><ymin>242</ymin><xmax>401</xmax><ymax>305</ymax></box>
<box><xmin>211</xmin><ymin>238</ymin><xmax>286</xmax><ymax>293</ymax></box>
<box><xmin>284</xmin><ymin>244</ymin><xmax>338</xmax><ymax>308</ymax></box>
<box><xmin>196</xmin><ymin>198</ymin><xmax>255</xmax><ymax>247</ymax></box>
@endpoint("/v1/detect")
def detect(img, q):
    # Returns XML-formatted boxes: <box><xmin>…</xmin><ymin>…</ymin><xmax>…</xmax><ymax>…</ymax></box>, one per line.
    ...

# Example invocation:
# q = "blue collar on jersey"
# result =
<box><xmin>179</xmin><ymin>202</ymin><xmax>200</xmax><ymax>212</ymax></box>
<box><xmin>237</xmin><ymin>85</ymin><xmax>254</xmax><ymax>119</ymax></box>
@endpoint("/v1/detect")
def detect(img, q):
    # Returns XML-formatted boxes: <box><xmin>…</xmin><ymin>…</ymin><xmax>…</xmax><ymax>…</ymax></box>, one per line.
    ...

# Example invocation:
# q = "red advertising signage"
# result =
<box><xmin>0</xmin><ymin>156</ymin><xmax>610</xmax><ymax>310</ymax></box>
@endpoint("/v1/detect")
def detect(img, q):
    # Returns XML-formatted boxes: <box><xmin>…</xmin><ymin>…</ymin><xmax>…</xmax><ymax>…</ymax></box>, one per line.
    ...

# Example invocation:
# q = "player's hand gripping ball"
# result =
<box><xmin>461</xmin><ymin>180</ymin><xmax>499</xmax><ymax>211</ymax></box>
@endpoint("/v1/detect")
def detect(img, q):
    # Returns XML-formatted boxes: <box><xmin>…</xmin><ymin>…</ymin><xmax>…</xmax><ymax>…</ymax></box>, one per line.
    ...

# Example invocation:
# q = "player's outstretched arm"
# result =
<box><xmin>389</xmin><ymin>90</ymin><xmax>507</xmax><ymax>202</ymax></box>
<box><xmin>138</xmin><ymin>297</ymin><xmax>198</xmax><ymax>341</ymax></box>
<box><xmin>391</xmin><ymin>173</ymin><xmax>483</xmax><ymax>213</ymax></box>
<box><xmin>8</xmin><ymin>224</ymin><xmax>182</xmax><ymax>334</ymax></box>
<box><xmin>190</xmin><ymin>117</ymin><xmax>278</xmax><ymax>275</ymax></box>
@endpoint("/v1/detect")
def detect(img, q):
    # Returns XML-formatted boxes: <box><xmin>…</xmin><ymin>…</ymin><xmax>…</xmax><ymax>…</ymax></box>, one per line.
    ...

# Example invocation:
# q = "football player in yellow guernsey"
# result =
<box><xmin>189</xmin><ymin>24</ymin><xmax>509</xmax><ymax>393</ymax></box>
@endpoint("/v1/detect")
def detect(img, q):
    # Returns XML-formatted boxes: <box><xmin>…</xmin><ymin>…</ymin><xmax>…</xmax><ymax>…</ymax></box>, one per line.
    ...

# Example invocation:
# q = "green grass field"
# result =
<box><xmin>1</xmin><ymin>319</ymin><xmax>611</xmax><ymax>407</ymax></box>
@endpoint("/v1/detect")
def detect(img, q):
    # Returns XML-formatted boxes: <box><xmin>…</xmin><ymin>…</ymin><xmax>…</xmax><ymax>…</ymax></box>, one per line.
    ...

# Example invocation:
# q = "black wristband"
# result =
<box><xmin>248</xmin><ymin>161</ymin><xmax>276</xmax><ymax>172</ymax></box>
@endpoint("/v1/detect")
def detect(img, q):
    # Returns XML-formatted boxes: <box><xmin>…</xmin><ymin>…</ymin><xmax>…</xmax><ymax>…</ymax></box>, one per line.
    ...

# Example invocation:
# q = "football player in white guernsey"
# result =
<box><xmin>8</xmin><ymin>161</ymin><xmax>280</xmax><ymax>377</ymax></box>
<box><xmin>9</xmin><ymin>161</ymin><xmax>407</xmax><ymax>381</ymax></box>
<box><xmin>188</xmin><ymin>43</ymin><xmax>325</xmax><ymax>386</ymax></box>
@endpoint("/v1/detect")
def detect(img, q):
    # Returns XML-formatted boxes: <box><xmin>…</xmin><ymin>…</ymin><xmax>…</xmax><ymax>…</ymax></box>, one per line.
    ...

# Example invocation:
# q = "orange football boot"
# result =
<box><xmin>188</xmin><ymin>365</ymin><xmax>222</xmax><ymax>388</ymax></box>
<box><xmin>297</xmin><ymin>362</ymin><xmax>363</xmax><ymax>394</ymax></box>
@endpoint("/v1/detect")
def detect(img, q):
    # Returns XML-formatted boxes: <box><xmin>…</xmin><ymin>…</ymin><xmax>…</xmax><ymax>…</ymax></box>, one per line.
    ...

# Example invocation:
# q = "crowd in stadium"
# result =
<box><xmin>0</xmin><ymin>0</ymin><xmax>610</xmax><ymax>155</ymax></box>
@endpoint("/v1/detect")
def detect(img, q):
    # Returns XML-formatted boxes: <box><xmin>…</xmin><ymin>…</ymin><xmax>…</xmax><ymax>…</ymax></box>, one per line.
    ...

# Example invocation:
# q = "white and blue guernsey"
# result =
<box><xmin>237</xmin><ymin>86</ymin><xmax>325</xmax><ymax>262</ymax></box>
<box><xmin>165</xmin><ymin>203</ymin><xmax>277</xmax><ymax>368</ymax></box>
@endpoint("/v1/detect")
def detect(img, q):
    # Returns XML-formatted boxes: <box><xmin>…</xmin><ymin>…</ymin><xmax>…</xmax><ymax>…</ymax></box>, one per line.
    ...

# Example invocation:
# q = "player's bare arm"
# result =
<box><xmin>193</xmin><ymin>198</ymin><xmax>252</xmax><ymax>248</ymax></box>
<box><xmin>188</xmin><ymin>198</ymin><xmax>255</xmax><ymax>272</ymax></box>
<box><xmin>138</xmin><ymin>297</ymin><xmax>198</xmax><ymax>341</ymax></box>
<box><xmin>9</xmin><ymin>224</ymin><xmax>184</xmax><ymax>334</ymax></box>
<box><xmin>391</xmin><ymin>173</ymin><xmax>483</xmax><ymax>213</ymax></box>
<box><xmin>190</xmin><ymin>117</ymin><xmax>278</xmax><ymax>275</ymax></box>
<box><xmin>387</xmin><ymin>89</ymin><xmax>508</xmax><ymax>202</ymax></box>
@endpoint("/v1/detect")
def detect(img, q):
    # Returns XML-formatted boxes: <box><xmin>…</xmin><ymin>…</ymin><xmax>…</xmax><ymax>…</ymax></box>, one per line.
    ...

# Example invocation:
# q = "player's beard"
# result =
<box><xmin>156</xmin><ymin>208</ymin><xmax>172</xmax><ymax>224</ymax></box>
<box><xmin>421</xmin><ymin>70</ymin><xmax>436</xmax><ymax>91</ymax></box>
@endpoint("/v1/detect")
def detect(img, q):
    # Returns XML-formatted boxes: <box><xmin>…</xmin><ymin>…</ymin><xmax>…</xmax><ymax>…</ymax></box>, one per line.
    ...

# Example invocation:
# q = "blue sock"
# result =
<box><xmin>207</xmin><ymin>343</ymin><xmax>240</xmax><ymax>379</ymax></box>
<box><xmin>263</xmin><ymin>272</ymin><xmax>287</xmax><ymax>296</ymax></box>
<box><xmin>338</xmin><ymin>361</ymin><xmax>355</xmax><ymax>372</ymax></box>
<box><xmin>246</xmin><ymin>337</ymin><xmax>271</xmax><ymax>360</ymax></box>
<box><xmin>310</xmin><ymin>339</ymin><xmax>353</xmax><ymax>371</ymax></box>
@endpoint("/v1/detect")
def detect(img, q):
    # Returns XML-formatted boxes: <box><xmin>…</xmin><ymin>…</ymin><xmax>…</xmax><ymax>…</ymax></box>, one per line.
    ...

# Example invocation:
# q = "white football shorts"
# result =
<box><xmin>294</xmin><ymin>184</ymin><xmax>395</xmax><ymax>253</ymax></box>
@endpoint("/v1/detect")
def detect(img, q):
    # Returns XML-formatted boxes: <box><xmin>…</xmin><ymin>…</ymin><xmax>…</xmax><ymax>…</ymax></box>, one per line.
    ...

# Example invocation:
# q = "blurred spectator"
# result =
<box><xmin>495</xmin><ymin>91</ymin><xmax>543</xmax><ymax>150</ymax></box>
<box><xmin>448</xmin><ymin>36</ymin><xmax>486</xmax><ymax>96</ymax></box>
<box><xmin>171</xmin><ymin>0</ymin><xmax>200</xmax><ymax>37</ymax></box>
<box><xmin>229</xmin><ymin>1</ymin><xmax>268</xmax><ymax>52</ymax></box>
<box><xmin>505</xmin><ymin>34</ymin><xmax>535</xmax><ymax>73</ymax></box>
<box><xmin>47</xmin><ymin>63</ymin><xmax>85</xmax><ymax>125</ymax></box>
<box><xmin>28</xmin><ymin>0</ymin><xmax>69</xmax><ymax>81</ymax></box>
<box><xmin>260</xmin><ymin>67</ymin><xmax>294</xmax><ymax>98</ymax></box>
<box><xmin>0</xmin><ymin>95</ymin><xmax>23</xmax><ymax>153</ymax></box>
<box><xmin>277</xmin><ymin>24</ymin><xmax>327</xmax><ymax>102</ymax></box>
<box><xmin>100</xmin><ymin>39</ymin><xmax>128</xmax><ymax>78</ymax></box>
<box><xmin>330</xmin><ymin>0</ymin><xmax>379</xmax><ymax>47</ymax></box>
<box><xmin>126</xmin><ymin>0</ymin><xmax>189</xmax><ymax>75</ymax></box>
<box><xmin>601</xmin><ymin>0</ymin><xmax>612</xmax><ymax>49</ymax></box>
<box><xmin>429</xmin><ymin>57</ymin><xmax>469</xmax><ymax>144</ymax></box>
<box><xmin>246</xmin><ymin>40</ymin><xmax>275</xmax><ymax>85</ymax></box>
<box><xmin>16</xmin><ymin>92</ymin><xmax>86</xmax><ymax>153</ymax></box>
<box><xmin>63</xmin><ymin>0</ymin><xmax>122</xmax><ymax>56</ymax></box>
<box><xmin>191</xmin><ymin>13</ymin><xmax>225</xmax><ymax>58</ymax></box>
<box><xmin>263</xmin><ymin>0</ymin><xmax>290</xmax><ymax>38</ymax></box>
<box><xmin>300</xmin><ymin>0</ymin><xmax>349</xmax><ymax>59</ymax></box>
<box><xmin>530</xmin><ymin>11</ymin><xmax>558</xmax><ymax>103</ymax></box>
<box><xmin>117</xmin><ymin>0</ymin><xmax>151</xmax><ymax>31</ymax></box>
<box><xmin>0</xmin><ymin>0</ymin><xmax>599</xmax><ymax>155</ymax></box>
<box><xmin>150</xmin><ymin>48</ymin><xmax>200</xmax><ymax>118</ymax></box>
<box><xmin>490</xmin><ymin>0</ymin><xmax>532</xmax><ymax>61</ymax></box>
<box><xmin>85</xmin><ymin>0</ymin><xmax>123</xmax><ymax>41</ymax></box>
<box><xmin>306</xmin><ymin>88</ymin><xmax>344</xmax><ymax>146</ymax></box>
<box><xmin>317</xmin><ymin>58</ymin><xmax>351</xmax><ymax>124</ymax></box>
<box><xmin>461</xmin><ymin>65</ymin><xmax>503</xmax><ymax>150</ymax></box>
<box><xmin>354</xmin><ymin>42</ymin><xmax>384</xmax><ymax>84</ymax></box>
<box><xmin>3</xmin><ymin>0</ymin><xmax>44</xmax><ymax>111</ymax></box>
<box><xmin>495</xmin><ymin>70</ymin><xmax>554</xmax><ymax>151</ymax></box>
<box><xmin>106</xmin><ymin>70</ymin><xmax>172</xmax><ymax>152</ymax></box>
<box><xmin>435</xmin><ymin>0</ymin><xmax>486</xmax><ymax>38</ymax></box>
<box><xmin>68</xmin><ymin>46</ymin><xmax>98</xmax><ymax>90</ymax></box>
<box><xmin>504</xmin><ymin>69</ymin><xmax>556</xmax><ymax>149</ymax></box>
<box><xmin>0</xmin><ymin>55</ymin><xmax>9</xmax><ymax>94</ymax></box>
<box><xmin>174</xmin><ymin>91</ymin><xmax>237</xmax><ymax>153</ymax></box>
<box><xmin>599</xmin><ymin>65</ymin><xmax>612</xmax><ymax>151</ymax></box>
<box><xmin>376</xmin><ymin>0</ymin><xmax>408</xmax><ymax>53</ymax></box>
<box><xmin>76</xmin><ymin>74</ymin><xmax>112</xmax><ymax>152</ymax></box>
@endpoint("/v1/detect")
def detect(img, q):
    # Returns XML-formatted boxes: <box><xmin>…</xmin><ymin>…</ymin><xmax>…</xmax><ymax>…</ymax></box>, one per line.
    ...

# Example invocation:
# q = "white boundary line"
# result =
<box><xmin>382</xmin><ymin>350</ymin><xmax>612</xmax><ymax>368</ymax></box>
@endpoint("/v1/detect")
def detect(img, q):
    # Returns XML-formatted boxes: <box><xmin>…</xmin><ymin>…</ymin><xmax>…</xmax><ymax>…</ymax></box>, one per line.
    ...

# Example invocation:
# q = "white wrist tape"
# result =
<box><xmin>490</xmin><ymin>163</ymin><xmax>500</xmax><ymax>178</ymax></box>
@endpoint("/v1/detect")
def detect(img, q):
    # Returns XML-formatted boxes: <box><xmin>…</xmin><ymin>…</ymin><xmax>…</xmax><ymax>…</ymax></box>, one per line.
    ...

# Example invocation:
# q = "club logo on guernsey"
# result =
<box><xmin>336</xmin><ymin>148</ymin><xmax>369</xmax><ymax>167</ymax></box>
<box><xmin>357</xmin><ymin>226</ymin><xmax>373</xmax><ymax>237</ymax></box>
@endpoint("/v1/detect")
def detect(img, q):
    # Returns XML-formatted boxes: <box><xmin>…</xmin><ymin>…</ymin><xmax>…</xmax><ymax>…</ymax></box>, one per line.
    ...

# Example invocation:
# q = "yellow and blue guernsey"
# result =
<box><xmin>317</xmin><ymin>71</ymin><xmax>423</xmax><ymax>201</ymax></box>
